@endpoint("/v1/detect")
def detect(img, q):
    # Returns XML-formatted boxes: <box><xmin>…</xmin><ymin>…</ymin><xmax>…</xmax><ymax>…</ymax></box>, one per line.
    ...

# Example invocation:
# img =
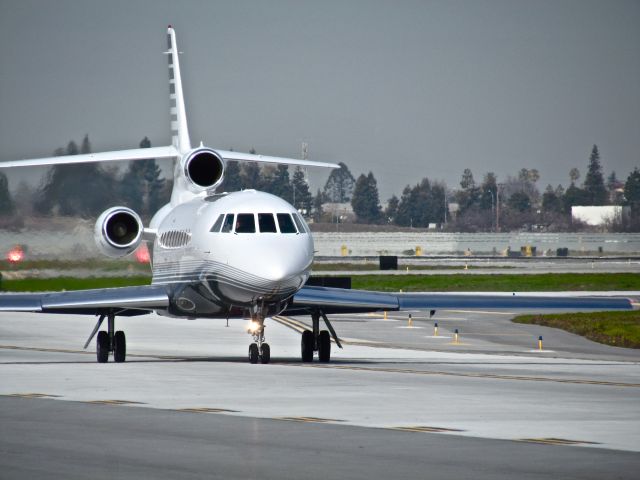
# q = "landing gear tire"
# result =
<box><xmin>96</xmin><ymin>331</ymin><xmax>109</xmax><ymax>363</ymax></box>
<box><xmin>113</xmin><ymin>330</ymin><xmax>126</xmax><ymax>363</ymax></box>
<box><xmin>318</xmin><ymin>330</ymin><xmax>331</xmax><ymax>363</ymax></box>
<box><xmin>249</xmin><ymin>343</ymin><xmax>259</xmax><ymax>364</ymax></box>
<box><xmin>260</xmin><ymin>343</ymin><xmax>270</xmax><ymax>364</ymax></box>
<box><xmin>301</xmin><ymin>330</ymin><xmax>314</xmax><ymax>363</ymax></box>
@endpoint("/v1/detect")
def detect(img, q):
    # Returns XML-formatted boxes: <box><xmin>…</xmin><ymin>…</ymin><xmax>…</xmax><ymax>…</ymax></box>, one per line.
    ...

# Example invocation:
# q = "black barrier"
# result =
<box><xmin>306</xmin><ymin>276</ymin><xmax>352</xmax><ymax>289</ymax></box>
<box><xmin>556</xmin><ymin>247</ymin><xmax>569</xmax><ymax>257</ymax></box>
<box><xmin>379</xmin><ymin>256</ymin><xmax>398</xmax><ymax>270</ymax></box>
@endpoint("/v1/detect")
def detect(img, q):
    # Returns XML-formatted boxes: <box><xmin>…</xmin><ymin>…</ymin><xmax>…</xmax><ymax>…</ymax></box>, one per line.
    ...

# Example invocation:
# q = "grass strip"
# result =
<box><xmin>350</xmin><ymin>273</ymin><xmax>640</xmax><ymax>292</ymax></box>
<box><xmin>0</xmin><ymin>259</ymin><xmax>150</xmax><ymax>272</ymax></box>
<box><xmin>0</xmin><ymin>276</ymin><xmax>151</xmax><ymax>292</ymax></box>
<box><xmin>512</xmin><ymin>311</ymin><xmax>640</xmax><ymax>349</ymax></box>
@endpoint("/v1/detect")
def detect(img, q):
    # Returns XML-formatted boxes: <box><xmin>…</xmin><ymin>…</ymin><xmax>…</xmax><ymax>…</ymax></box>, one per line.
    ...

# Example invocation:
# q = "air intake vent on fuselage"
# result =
<box><xmin>159</xmin><ymin>230</ymin><xmax>192</xmax><ymax>249</ymax></box>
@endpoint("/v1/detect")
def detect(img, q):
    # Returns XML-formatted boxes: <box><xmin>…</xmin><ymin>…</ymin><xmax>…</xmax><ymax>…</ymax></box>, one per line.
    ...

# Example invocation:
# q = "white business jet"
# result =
<box><xmin>0</xmin><ymin>27</ymin><xmax>631</xmax><ymax>364</ymax></box>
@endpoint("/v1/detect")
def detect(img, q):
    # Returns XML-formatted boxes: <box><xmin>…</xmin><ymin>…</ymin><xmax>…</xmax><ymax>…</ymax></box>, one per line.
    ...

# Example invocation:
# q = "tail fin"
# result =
<box><xmin>166</xmin><ymin>26</ymin><xmax>191</xmax><ymax>154</ymax></box>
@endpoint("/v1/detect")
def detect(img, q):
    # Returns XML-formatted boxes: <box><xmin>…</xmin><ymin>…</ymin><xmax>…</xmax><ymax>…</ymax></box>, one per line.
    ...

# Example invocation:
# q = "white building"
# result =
<box><xmin>571</xmin><ymin>206</ymin><xmax>629</xmax><ymax>226</ymax></box>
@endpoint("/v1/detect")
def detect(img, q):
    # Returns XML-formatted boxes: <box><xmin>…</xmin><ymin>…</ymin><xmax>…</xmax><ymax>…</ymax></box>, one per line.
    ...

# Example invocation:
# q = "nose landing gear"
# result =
<box><xmin>248</xmin><ymin>316</ymin><xmax>270</xmax><ymax>364</ymax></box>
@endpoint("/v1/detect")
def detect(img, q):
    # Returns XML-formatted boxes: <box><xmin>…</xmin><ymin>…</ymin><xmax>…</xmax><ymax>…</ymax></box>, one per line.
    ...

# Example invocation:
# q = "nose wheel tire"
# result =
<box><xmin>318</xmin><ymin>330</ymin><xmax>331</xmax><ymax>363</ymax></box>
<box><xmin>113</xmin><ymin>331</ymin><xmax>126</xmax><ymax>363</ymax></box>
<box><xmin>96</xmin><ymin>331</ymin><xmax>109</xmax><ymax>363</ymax></box>
<box><xmin>301</xmin><ymin>330</ymin><xmax>314</xmax><ymax>362</ymax></box>
<box><xmin>249</xmin><ymin>343</ymin><xmax>260</xmax><ymax>364</ymax></box>
<box><xmin>260</xmin><ymin>343</ymin><xmax>270</xmax><ymax>364</ymax></box>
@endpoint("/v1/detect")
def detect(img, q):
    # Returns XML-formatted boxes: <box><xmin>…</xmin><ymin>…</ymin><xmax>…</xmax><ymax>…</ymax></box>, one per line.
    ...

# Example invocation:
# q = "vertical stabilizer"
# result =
<box><xmin>166</xmin><ymin>26</ymin><xmax>191</xmax><ymax>154</ymax></box>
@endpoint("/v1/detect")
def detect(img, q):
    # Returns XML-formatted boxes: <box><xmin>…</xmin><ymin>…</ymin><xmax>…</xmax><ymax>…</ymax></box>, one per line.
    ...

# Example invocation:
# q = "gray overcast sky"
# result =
<box><xmin>1</xmin><ymin>0</ymin><xmax>638</xmax><ymax>200</ymax></box>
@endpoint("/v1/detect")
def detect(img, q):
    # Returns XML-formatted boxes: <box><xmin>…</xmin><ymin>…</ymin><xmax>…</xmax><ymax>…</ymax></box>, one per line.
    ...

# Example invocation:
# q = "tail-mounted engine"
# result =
<box><xmin>94</xmin><ymin>207</ymin><xmax>144</xmax><ymax>258</ymax></box>
<box><xmin>181</xmin><ymin>148</ymin><xmax>225</xmax><ymax>192</ymax></box>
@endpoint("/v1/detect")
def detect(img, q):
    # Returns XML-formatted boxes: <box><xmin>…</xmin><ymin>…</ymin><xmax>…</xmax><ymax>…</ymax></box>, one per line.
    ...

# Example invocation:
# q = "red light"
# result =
<box><xmin>135</xmin><ymin>244</ymin><xmax>150</xmax><ymax>264</ymax></box>
<box><xmin>7</xmin><ymin>246</ymin><xmax>24</xmax><ymax>263</ymax></box>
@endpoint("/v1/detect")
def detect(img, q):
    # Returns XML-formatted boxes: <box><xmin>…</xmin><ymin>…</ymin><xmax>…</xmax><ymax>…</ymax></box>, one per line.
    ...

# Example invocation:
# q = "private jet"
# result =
<box><xmin>0</xmin><ymin>27</ymin><xmax>631</xmax><ymax>364</ymax></box>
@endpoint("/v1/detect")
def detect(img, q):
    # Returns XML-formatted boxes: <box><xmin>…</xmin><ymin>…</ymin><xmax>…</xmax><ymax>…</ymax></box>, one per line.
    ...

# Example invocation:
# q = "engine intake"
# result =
<box><xmin>183</xmin><ymin>148</ymin><xmax>225</xmax><ymax>191</ymax></box>
<box><xmin>94</xmin><ymin>207</ymin><xmax>144</xmax><ymax>258</ymax></box>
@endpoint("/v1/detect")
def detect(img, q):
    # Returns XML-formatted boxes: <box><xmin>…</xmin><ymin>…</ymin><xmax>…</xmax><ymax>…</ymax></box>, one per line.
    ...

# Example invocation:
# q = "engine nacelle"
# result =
<box><xmin>94</xmin><ymin>207</ymin><xmax>144</xmax><ymax>258</ymax></box>
<box><xmin>181</xmin><ymin>148</ymin><xmax>225</xmax><ymax>192</ymax></box>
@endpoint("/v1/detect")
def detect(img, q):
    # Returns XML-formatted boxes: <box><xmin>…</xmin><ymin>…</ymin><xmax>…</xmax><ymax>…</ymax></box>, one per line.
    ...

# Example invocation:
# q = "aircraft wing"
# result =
<box><xmin>285</xmin><ymin>286</ymin><xmax>633</xmax><ymax>315</ymax></box>
<box><xmin>0</xmin><ymin>146</ymin><xmax>179</xmax><ymax>169</ymax></box>
<box><xmin>0</xmin><ymin>285</ymin><xmax>169</xmax><ymax>316</ymax></box>
<box><xmin>217</xmin><ymin>149</ymin><xmax>339</xmax><ymax>169</ymax></box>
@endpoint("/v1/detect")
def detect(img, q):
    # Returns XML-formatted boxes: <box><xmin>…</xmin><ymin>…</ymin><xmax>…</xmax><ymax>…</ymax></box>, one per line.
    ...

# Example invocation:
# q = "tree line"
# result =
<box><xmin>1</xmin><ymin>141</ymin><xmax>639</xmax><ymax>231</ymax></box>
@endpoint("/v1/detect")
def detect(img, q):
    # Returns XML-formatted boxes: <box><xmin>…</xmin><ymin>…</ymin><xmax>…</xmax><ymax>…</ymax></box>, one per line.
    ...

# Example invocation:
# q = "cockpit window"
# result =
<box><xmin>258</xmin><ymin>213</ymin><xmax>277</xmax><ymax>233</ymax></box>
<box><xmin>210</xmin><ymin>214</ymin><xmax>224</xmax><ymax>232</ymax></box>
<box><xmin>277</xmin><ymin>213</ymin><xmax>297</xmax><ymax>234</ymax></box>
<box><xmin>235</xmin><ymin>213</ymin><xmax>256</xmax><ymax>233</ymax></box>
<box><xmin>221</xmin><ymin>214</ymin><xmax>234</xmax><ymax>233</ymax></box>
<box><xmin>292</xmin><ymin>213</ymin><xmax>308</xmax><ymax>234</ymax></box>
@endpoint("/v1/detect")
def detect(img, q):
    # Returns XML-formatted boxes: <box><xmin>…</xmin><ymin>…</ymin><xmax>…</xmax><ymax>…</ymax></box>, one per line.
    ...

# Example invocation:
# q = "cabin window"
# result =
<box><xmin>258</xmin><ymin>213</ymin><xmax>277</xmax><ymax>233</ymax></box>
<box><xmin>221</xmin><ymin>214</ymin><xmax>234</xmax><ymax>233</ymax></box>
<box><xmin>277</xmin><ymin>213</ymin><xmax>297</xmax><ymax>234</ymax></box>
<box><xmin>210</xmin><ymin>214</ymin><xmax>224</xmax><ymax>232</ymax></box>
<box><xmin>292</xmin><ymin>213</ymin><xmax>308</xmax><ymax>234</ymax></box>
<box><xmin>235</xmin><ymin>213</ymin><xmax>256</xmax><ymax>233</ymax></box>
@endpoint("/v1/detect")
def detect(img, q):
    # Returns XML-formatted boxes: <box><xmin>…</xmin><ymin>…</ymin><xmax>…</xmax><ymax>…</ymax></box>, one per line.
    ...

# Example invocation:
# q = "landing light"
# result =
<box><xmin>247</xmin><ymin>321</ymin><xmax>261</xmax><ymax>334</ymax></box>
<box><xmin>7</xmin><ymin>246</ymin><xmax>24</xmax><ymax>263</ymax></box>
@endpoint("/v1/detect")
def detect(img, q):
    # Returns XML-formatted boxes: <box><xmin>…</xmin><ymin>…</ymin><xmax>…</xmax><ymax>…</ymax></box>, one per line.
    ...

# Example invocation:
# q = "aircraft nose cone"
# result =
<box><xmin>262</xmin><ymin>249</ymin><xmax>309</xmax><ymax>282</ymax></box>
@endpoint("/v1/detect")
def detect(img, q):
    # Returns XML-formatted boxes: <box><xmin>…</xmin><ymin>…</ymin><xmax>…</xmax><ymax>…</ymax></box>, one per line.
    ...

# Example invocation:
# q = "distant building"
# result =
<box><xmin>571</xmin><ymin>206</ymin><xmax>629</xmax><ymax>226</ymax></box>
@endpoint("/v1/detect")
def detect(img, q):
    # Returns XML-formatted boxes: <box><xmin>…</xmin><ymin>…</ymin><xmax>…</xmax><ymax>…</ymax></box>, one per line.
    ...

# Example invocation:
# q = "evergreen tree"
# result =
<box><xmin>323</xmin><ymin>162</ymin><xmax>355</xmax><ymax>203</ymax></box>
<box><xmin>269</xmin><ymin>164</ymin><xmax>292</xmax><ymax>203</ymax></box>
<box><xmin>624</xmin><ymin>168</ymin><xmax>640</xmax><ymax>207</ymax></box>
<box><xmin>395</xmin><ymin>185</ymin><xmax>416</xmax><ymax>227</ymax></box>
<box><xmin>479</xmin><ymin>172</ymin><xmax>497</xmax><ymax>211</ymax></box>
<box><xmin>291</xmin><ymin>168</ymin><xmax>312</xmax><ymax>214</ymax></box>
<box><xmin>541</xmin><ymin>184</ymin><xmax>562</xmax><ymax>213</ymax></box>
<box><xmin>241</xmin><ymin>162</ymin><xmax>261</xmax><ymax>189</ymax></box>
<box><xmin>456</xmin><ymin>168</ymin><xmax>480</xmax><ymax>215</ymax></box>
<box><xmin>221</xmin><ymin>160</ymin><xmax>242</xmax><ymax>192</ymax></box>
<box><xmin>119</xmin><ymin>137</ymin><xmax>165</xmax><ymax>216</ymax></box>
<box><xmin>583</xmin><ymin>145</ymin><xmax>607</xmax><ymax>205</ymax></box>
<box><xmin>351</xmin><ymin>172</ymin><xmax>381</xmax><ymax>224</ymax></box>
<box><xmin>36</xmin><ymin>136</ymin><xmax>117</xmax><ymax>217</ymax></box>
<box><xmin>80</xmin><ymin>134</ymin><xmax>91</xmax><ymax>154</ymax></box>
<box><xmin>384</xmin><ymin>195</ymin><xmax>399</xmax><ymax>223</ymax></box>
<box><xmin>507</xmin><ymin>192</ymin><xmax>531</xmax><ymax>213</ymax></box>
<box><xmin>142</xmin><ymin>144</ymin><xmax>166</xmax><ymax>215</ymax></box>
<box><xmin>0</xmin><ymin>171</ymin><xmax>15</xmax><ymax>216</ymax></box>
<box><xmin>313</xmin><ymin>189</ymin><xmax>324</xmax><ymax>222</ymax></box>
<box><xmin>562</xmin><ymin>183</ymin><xmax>589</xmax><ymax>214</ymax></box>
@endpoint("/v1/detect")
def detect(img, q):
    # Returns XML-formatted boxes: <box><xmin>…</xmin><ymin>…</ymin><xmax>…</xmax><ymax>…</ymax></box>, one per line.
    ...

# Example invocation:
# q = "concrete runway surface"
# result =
<box><xmin>1</xmin><ymin>309</ymin><xmax>639</xmax><ymax>478</ymax></box>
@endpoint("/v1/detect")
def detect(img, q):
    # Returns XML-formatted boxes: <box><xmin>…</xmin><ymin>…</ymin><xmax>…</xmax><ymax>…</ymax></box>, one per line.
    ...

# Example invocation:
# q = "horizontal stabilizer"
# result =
<box><xmin>0</xmin><ymin>145</ymin><xmax>179</xmax><ymax>169</ymax></box>
<box><xmin>218</xmin><ymin>149</ymin><xmax>339</xmax><ymax>169</ymax></box>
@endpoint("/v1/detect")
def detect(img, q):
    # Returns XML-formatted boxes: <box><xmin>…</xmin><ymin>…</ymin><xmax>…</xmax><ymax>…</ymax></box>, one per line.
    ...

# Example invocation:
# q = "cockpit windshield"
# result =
<box><xmin>235</xmin><ymin>213</ymin><xmax>256</xmax><ymax>233</ymax></box>
<box><xmin>212</xmin><ymin>212</ymin><xmax>305</xmax><ymax>234</ymax></box>
<box><xmin>277</xmin><ymin>213</ymin><xmax>297</xmax><ymax>234</ymax></box>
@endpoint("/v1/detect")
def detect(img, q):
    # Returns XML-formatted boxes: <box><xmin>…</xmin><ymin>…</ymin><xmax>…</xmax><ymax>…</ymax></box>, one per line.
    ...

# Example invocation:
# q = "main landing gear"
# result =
<box><xmin>301</xmin><ymin>311</ymin><xmax>342</xmax><ymax>363</ymax></box>
<box><xmin>84</xmin><ymin>312</ymin><xmax>126</xmax><ymax>363</ymax></box>
<box><xmin>248</xmin><ymin>317</ymin><xmax>270</xmax><ymax>364</ymax></box>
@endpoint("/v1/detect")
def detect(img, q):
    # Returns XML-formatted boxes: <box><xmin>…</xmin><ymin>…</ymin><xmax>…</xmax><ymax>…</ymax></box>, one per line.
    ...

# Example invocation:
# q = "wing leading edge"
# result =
<box><xmin>286</xmin><ymin>286</ymin><xmax>633</xmax><ymax>315</ymax></box>
<box><xmin>0</xmin><ymin>285</ymin><xmax>169</xmax><ymax>316</ymax></box>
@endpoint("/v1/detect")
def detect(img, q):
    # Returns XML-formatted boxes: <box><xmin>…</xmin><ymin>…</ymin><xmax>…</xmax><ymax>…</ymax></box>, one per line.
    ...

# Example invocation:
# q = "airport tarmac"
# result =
<box><xmin>1</xmin><ymin>309</ymin><xmax>639</xmax><ymax>478</ymax></box>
